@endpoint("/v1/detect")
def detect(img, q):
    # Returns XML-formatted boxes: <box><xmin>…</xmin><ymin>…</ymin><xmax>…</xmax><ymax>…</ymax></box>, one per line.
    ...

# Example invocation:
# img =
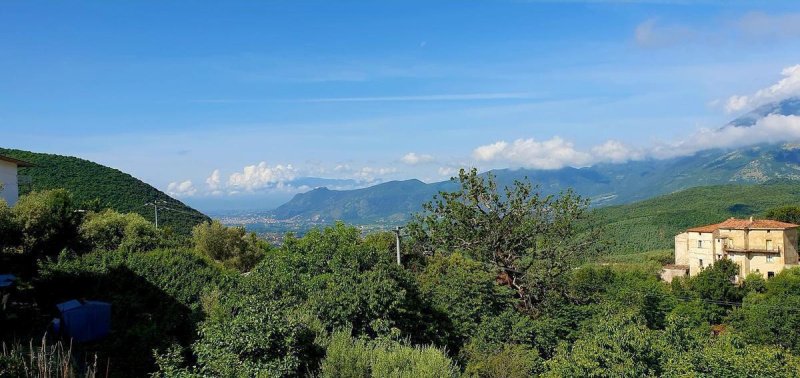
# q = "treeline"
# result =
<box><xmin>4</xmin><ymin>172</ymin><xmax>800</xmax><ymax>376</ymax></box>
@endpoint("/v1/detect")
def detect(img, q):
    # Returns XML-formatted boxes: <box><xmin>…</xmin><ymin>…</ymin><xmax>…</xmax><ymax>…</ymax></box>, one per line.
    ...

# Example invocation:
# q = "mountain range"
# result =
<box><xmin>271</xmin><ymin>97</ymin><xmax>800</xmax><ymax>224</ymax></box>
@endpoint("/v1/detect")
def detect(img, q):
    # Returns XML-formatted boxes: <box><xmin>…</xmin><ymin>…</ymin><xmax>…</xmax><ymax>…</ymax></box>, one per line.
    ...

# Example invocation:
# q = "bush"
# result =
<box><xmin>80</xmin><ymin>209</ymin><xmax>160</xmax><ymax>252</ymax></box>
<box><xmin>13</xmin><ymin>189</ymin><xmax>81</xmax><ymax>257</ymax></box>
<box><xmin>0</xmin><ymin>199</ymin><xmax>19</xmax><ymax>251</ymax></box>
<box><xmin>320</xmin><ymin>331</ymin><xmax>459</xmax><ymax>378</ymax></box>
<box><xmin>192</xmin><ymin>221</ymin><xmax>266</xmax><ymax>271</ymax></box>
<box><xmin>192</xmin><ymin>296</ymin><xmax>319</xmax><ymax>377</ymax></box>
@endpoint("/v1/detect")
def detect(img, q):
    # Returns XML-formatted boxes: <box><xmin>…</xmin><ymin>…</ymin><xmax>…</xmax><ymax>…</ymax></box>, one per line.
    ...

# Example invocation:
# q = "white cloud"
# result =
<box><xmin>472</xmin><ymin>137</ymin><xmax>592</xmax><ymax>169</ymax></box>
<box><xmin>352</xmin><ymin>166</ymin><xmax>398</xmax><ymax>182</ymax></box>
<box><xmin>724</xmin><ymin>64</ymin><xmax>800</xmax><ymax>113</ymax></box>
<box><xmin>400</xmin><ymin>152</ymin><xmax>435</xmax><ymax>165</ymax></box>
<box><xmin>227</xmin><ymin>162</ymin><xmax>297</xmax><ymax>191</ymax></box>
<box><xmin>591</xmin><ymin>140</ymin><xmax>645</xmax><ymax>163</ymax></box>
<box><xmin>205</xmin><ymin>169</ymin><xmax>222</xmax><ymax>194</ymax></box>
<box><xmin>166</xmin><ymin>180</ymin><xmax>197</xmax><ymax>197</ymax></box>
<box><xmin>652</xmin><ymin>114</ymin><xmax>800</xmax><ymax>159</ymax></box>
<box><xmin>438</xmin><ymin>166</ymin><xmax>459</xmax><ymax>177</ymax></box>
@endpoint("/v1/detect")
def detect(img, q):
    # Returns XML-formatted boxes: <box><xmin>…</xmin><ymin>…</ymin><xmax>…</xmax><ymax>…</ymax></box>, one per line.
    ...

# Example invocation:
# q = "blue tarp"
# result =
<box><xmin>56</xmin><ymin>299</ymin><xmax>111</xmax><ymax>343</ymax></box>
<box><xmin>0</xmin><ymin>274</ymin><xmax>15</xmax><ymax>288</ymax></box>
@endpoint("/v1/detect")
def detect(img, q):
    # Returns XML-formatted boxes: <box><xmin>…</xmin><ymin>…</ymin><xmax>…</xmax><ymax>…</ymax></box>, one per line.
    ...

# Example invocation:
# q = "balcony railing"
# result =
<box><xmin>724</xmin><ymin>246</ymin><xmax>781</xmax><ymax>254</ymax></box>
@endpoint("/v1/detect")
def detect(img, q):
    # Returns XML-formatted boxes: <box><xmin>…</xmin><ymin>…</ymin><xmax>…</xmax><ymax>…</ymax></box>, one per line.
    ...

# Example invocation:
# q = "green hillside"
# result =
<box><xmin>0</xmin><ymin>148</ymin><xmax>209</xmax><ymax>234</ymax></box>
<box><xmin>595</xmin><ymin>181</ymin><xmax>800</xmax><ymax>255</ymax></box>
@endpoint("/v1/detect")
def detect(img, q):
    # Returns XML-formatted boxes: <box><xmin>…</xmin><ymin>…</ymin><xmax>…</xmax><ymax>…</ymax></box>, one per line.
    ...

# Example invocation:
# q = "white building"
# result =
<box><xmin>0</xmin><ymin>154</ymin><xmax>34</xmax><ymax>206</ymax></box>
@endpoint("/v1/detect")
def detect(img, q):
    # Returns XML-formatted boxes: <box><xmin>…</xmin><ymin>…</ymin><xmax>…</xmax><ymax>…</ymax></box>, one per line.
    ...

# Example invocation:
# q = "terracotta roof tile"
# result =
<box><xmin>687</xmin><ymin>218</ymin><xmax>799</xmax><ymax>233</ymax></box>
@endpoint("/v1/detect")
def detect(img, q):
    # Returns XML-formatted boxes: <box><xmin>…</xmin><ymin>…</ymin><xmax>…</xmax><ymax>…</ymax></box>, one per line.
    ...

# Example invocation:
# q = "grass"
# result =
<box><xmin>0</xmin><ymin>338</ymin><xmax>97</xmax><ymax>378</ymax></box>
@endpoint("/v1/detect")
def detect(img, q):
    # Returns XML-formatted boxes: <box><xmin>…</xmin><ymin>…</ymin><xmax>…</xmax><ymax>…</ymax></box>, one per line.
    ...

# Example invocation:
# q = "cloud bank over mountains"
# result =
<box><xmin>168</xmin><ymin>64</ymin><xmax>800</xmax><ymax>198</ymax></box>
<box><xmin>724</xmin><ymin>65</ymin><xmax>800</xmax><ymax>113</ymax></box>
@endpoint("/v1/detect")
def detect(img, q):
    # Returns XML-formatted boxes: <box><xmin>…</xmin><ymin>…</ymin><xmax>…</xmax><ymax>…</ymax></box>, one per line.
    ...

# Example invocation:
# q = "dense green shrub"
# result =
<box><xmin>192</xmin><ymin>296</ymin><xmax>319</xmax><ymax>377</ymax></box>
<box><xmin>320</xmin><ymin>331</ymin><xmax>459</xmax><ymax>378</ymax></box>
<box><xmin>729</xmin><ymin>267</ymin><xmax>800</xmax><ymax>353</ymax></box>
<box><xmin>0</xmin><ymin>199</ymin><xmax>19</xmax><ymax>251</ymax></box>
<box><xmin>13</xmin><ymin>189</ymin><xmax>81</xmax><ymax>257</ymax></box>
<box><xmin>417</xmin><ymin>253</ymin><xmax>515</xmax><ymax>351</ymax></box>
<box><xmin>192</xmin><ymin>220</ymin><xmax>267</xmax><ymax>272</ymax></box>
<box><xmin>80</xmin><ymin>209</ymin><xmax>160</xmax><ymax>252</ymax></box>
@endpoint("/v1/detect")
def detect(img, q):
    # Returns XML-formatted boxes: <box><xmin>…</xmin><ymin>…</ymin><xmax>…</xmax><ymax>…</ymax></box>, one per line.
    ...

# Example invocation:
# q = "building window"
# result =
<box><xmin>697</xmin><ymin>240</ymin><xmax>703</xmax><ymax>248</ymax></box>
<box><xmin>767</xmin><ymin>255</ymin><xmax>775</xmax><ymax>263</ymax></box>
<box><xmin>699</xmin><ymin>259</ymin><xmax>704</xmax><ymax>268</ymax></box>
<box><xmin>766</xmin><ymin>239</ymin><xmax>773</xmax><ymax>251</ymax></box>
<box><xmin>768</xmin><ymin>271</ymin><xmax>775</xmax><ymax>279</ymax></box>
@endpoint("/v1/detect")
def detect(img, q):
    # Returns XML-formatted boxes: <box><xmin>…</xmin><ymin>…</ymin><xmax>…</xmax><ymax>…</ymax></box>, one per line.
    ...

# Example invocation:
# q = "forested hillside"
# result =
<box><xmin>595</xmin><ymin>181</ymin><xmax>800</xmax><ymax>254</ymax></box>
<box><xmin>0</xmin><ymin>148</ymin><xmax>208</xmax><ymax>234</ymax></box>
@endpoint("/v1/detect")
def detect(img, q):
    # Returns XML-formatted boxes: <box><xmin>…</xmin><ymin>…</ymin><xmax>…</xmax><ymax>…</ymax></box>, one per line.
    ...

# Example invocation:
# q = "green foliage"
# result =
<box><xmin>409</xmin><ymin>168</ymin><xmax>605</xmax><ymax>312</ymax></box>
<box><xmin>0</xmin><ymin>199</ymin><xmax>19</xmax><ymax>251</ymax></box>
<box><xmin>0</xmin><ymin>148</ymin><xmax>209</xmax><ymax>234</ymax></box>
<box><xmin>193</xmin><ymin>297</ymin><xmax>319</xmax><ymax>377</ymax></box>
<box><xmin>544</xmin><ymin>310</ymin><xmax>665</xmax><ymax>377</ymax></box>
<box><xmin>689</xmin><ymin>259</ymin><xmax>743</xmax><ymax>304</ymax></box>
<box><xmin>192</xmin><ymin>220</ymin><xmax>267</xmax><ymax>272</ymax></box>
<box><xmin>462</xmin><ymin>343</ymin><xmax>542</xmax><ymax>378</ymax></box>
<box><xmin>417</xmin><ymin>253</ymin><xmax>515</xmax><ymax>351</ymax></box>
<box><xmin>80</xmin><ymin>209</ymin><xmax>161</xmax><ymax>252</ymax></box>
<box><xmin>765</xmin><ymin>205</ymin><xmax>800</xmax><ymax>225</ymax></box>
<box><xmin>662</xmin><ymin>334</ymin><xmax>800</xmax><ymax>377</ymax></box>
<box><xmin>320</xmin><ymin>331</ymin><xmax>459</xmax><ymax>378</ymax></box>
<box><xmin>13</xmin><ymin>189</ymin><xmax>81</xmax><ymax>257</ymax></box>
<box><xmin>729</xmin><ymin>267</ymin><xmax>800</xmax><ymax>353</ymax></box>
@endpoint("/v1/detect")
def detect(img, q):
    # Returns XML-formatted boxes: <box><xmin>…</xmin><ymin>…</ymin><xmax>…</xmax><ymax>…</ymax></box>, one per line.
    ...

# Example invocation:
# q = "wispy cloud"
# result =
<box><xmin>633</xmin><ymin>12</ymin><xmax>800</xmax><ymax>49</ymax></box>
<box><xmin>299</xmin><ymin>92</ymin><xmax>537</xmax><ymax>103</ymax></box>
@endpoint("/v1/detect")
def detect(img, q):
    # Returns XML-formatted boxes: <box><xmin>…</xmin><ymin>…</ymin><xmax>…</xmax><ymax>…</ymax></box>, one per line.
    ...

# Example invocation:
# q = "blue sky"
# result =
<box><xmin>4</xmin><ymin>1</ymin><xmax>800</xmax><ymax>210</ymax></box>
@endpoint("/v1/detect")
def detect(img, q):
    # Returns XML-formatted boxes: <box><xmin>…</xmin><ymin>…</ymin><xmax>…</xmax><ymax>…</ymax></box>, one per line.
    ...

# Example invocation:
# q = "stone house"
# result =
<box><xmin>664</xmin><ymin>217</ymin><xmax>799</xmax><ymax>282</ymax></box>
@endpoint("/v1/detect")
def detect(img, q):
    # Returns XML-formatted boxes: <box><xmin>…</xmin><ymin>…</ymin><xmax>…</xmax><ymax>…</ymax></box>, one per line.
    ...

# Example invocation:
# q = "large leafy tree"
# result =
<box><xmin>408</xmin><ymin>168</ymin><xmax>605</xmax><ymax>313</ymax></box>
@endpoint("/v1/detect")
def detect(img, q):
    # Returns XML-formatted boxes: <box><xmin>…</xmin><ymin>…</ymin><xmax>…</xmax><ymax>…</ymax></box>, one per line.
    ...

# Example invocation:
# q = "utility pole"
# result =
<box><xmin>146</xmin><ymin>200</ymin><xmax>167</xmax><ymax>229</ymax></box>
<box><xmin>393</xmin><ymin>226</ymin><xmax>404</xmax><ymax>266</ymax></box>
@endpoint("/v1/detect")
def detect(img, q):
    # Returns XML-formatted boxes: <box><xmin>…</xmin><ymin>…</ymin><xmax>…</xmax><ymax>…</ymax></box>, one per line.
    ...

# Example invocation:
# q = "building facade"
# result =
<box><xmin>671</xmin><ymin>217</ymin><xmax>799</xmax><ymax>281</ymax></box>
<box><xmin>0</xmin><ymin>155</ymin><xmax>33</xmax><ymax>206</ymax></box>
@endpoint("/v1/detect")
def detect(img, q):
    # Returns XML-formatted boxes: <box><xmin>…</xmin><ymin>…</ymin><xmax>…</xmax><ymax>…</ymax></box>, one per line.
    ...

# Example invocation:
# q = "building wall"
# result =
<box><xmin>785</xmin><ymin>229</ymin><xmax>799</xmax><ymax>265</ymax></box>
<box><xmin>0</xmin><ymin>160</ymin><xmax>18</xmax><ymax>206</ymax></box>
<box><xmin>675</xmin><ymin>233</ymin><xmax>689</xmax><ymax>265</ymax></box>
<box><xmin>686</xmin><ymin>232</ymin><xmax>715</xmax><ymax>276</ymax></box>
<box><xmin>721</xmin><ymin>228</ymin><xmax>796</xmax><ymax>279</ymax></box>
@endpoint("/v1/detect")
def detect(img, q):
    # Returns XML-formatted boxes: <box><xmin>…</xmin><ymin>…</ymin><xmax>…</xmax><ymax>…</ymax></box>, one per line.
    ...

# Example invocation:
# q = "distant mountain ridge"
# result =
<box><xmin>272</xmin><ymin>98</ymin><xmax>800</xmax><ymax>224</ymax></box>
<box><xmin>728</xmin><ymin>97</ymin><xmax>800</xmax><ymax>127</ymax></box>
<box><xmin>0</xmin><ymin>148</ymin><xmax>209</xmax><ymax>234</ymax></box>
